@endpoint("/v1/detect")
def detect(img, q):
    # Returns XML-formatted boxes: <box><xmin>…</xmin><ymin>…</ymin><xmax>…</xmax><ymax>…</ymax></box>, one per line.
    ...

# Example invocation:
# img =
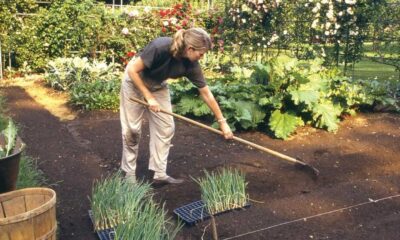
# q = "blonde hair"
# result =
<box><xmin>170</xmin><ymin>28</ymin><xmax>212</xmax><ymax>58</ymax></box>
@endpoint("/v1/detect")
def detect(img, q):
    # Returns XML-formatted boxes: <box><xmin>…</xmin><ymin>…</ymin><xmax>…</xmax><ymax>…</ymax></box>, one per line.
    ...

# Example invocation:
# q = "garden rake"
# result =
<box><xmin>130</xmin><ymin>97</ymin><xmax>320</xmax><ymax>179</ymax></box>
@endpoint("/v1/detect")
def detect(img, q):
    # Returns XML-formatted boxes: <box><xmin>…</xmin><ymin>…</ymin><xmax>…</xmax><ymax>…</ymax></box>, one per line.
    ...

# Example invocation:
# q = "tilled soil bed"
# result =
<box><xmin>1</xmin><ymin>82</ymin><xmax>400</xmax><ymax>240</ymax></box>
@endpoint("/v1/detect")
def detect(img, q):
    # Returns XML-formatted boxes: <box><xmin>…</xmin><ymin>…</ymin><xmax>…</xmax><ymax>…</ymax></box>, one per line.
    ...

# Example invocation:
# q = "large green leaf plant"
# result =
<box><xmin>0</xmin><ymin>119</ymin><xmax>18</xmax><ymax>158</ymax></box>
<box><xmin>171</xmin><ymin>55</ymin><xmax>397</xmax><ymax>139</ymax></box>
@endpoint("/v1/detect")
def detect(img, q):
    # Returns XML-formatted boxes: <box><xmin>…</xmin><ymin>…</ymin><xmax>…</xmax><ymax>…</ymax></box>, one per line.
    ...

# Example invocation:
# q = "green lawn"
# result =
<box><xmin>343</xmin><ymin>59</ymin><xmax>398</xmax><ymax>81</ymax></box>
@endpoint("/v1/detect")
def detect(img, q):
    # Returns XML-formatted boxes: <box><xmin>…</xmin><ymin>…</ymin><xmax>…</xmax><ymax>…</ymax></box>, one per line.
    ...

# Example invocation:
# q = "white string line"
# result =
<box><xmin>222</xmin><ymin>194</ymin><xmax>400</xmax><ymax>240</ymax></box>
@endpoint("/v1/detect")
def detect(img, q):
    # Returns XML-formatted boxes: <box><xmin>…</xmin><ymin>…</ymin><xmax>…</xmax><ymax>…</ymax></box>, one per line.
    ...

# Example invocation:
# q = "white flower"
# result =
<box><xmin>326</xmin><ymin>10</ymin><xmax>334</xmax><ymax>19</ymax></box>
<box><xmin>321</xmin><ymin>0</ymin><xmax>328</xmax><ymax>4</ymax></box>
<box><xmin>324</xmin><ymin>30</ymin><xmax>330</xmax><ymax>36</ymax></box>
<box><xmin>258</xmin><ymin>0</ymin><xmax>264</xmax><ymax>4</ymax></box>
<box><xmin>121</xmin><ymin>27</ymin><xmax>129</xmax><ymax>35</ymax></box>
<box><xmin>170</xmin><ymin>17</ymin><xmax>178</xmax><ymax>25</ymax></box>
<box><xmin>335</xmin><ymin>23</ymin><xmax>341</xmax><ymax>29</ymax></box>
<box><xmin>305</xmin><ymin>3</ymin><xmax>309</xmax><ymax>7</ymax></box>
<box><xmin>128</xmin><ymin>10</ymin><xmax>139</xmax><ymax>17</ymax></box>
<box><xmin>270</xmin><ymin>33</ymin><xmax>279</xmax><ymax>43</ymax></box>
<box><xmin>257</xmin><ymin>42</ymin><xmax>261</xmax><ymax>46</ymax></box>
<box><xmin>241</xmin><ymin>18</ymin><xmax>247</xmax><ymax>23</ymax></box>
<box><xmin>283</xmin><ymin>30</ymin><xmax>288</xmax><ymax>35</ymax></box>
<box><xmin>144</xmin><ymin>6</ymin><xmax>151</xmax><ymax>13</ymax></box>
<box><xmin>347</xmin><ymin>7</ymin><xmax>354</xmax><ymax>15</ymax></box>
<box><xmin>325</xmin><ymin>22</ymin><xmax>331</xmax><ymax>29</ymax></box>
<box><xmin>345</xmin><ymin>0</ymin><xmax>356</xmax><ymax>4</ymax></box>
<box><xmin>311</xmin><ymin>19</ymin><xmax>319</xmax><ymax>29</ymax></box>
<box><xmin>350</xmin><ymin>30</ymin><xmax>359</xmax><ymax>35</ymax></box>
<box><xmin>163</xmin><ymin>21</ymin><xmax>169</xmax><ymax>26</ymax></box>
<box><xmin>338</xmin><ymin>11</ymin><xmax>344</xmax><ymax>16</ymax></box>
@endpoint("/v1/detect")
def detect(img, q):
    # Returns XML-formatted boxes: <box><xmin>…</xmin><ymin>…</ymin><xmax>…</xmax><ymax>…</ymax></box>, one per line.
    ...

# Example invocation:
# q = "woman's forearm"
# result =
<box><xmin>127</xmin><ymin>58</ymin><xmax>154</xmax><ymax>101</ymax></box>
<box><xmin>198</xmin><ymin>86</ymin><xmax>225</xmax><ymax>120</ymax></box>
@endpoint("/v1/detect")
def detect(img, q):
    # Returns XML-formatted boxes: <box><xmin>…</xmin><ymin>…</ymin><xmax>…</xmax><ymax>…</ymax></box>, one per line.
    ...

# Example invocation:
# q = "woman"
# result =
<box><xmin>120</xmin><ymin>28</ymin><xmax>233</xmax><ymax>184</ymax></box>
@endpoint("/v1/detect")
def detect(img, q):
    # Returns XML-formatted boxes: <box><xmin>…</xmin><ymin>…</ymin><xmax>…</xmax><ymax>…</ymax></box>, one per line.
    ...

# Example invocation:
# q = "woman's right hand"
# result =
<box><xmin>219</xmin><ymin>121</ymin><xmax>233</xmax><ymax>139</ymax></box>
<box><xmin>147</xmin><ymin>98</ymin><xmax>161</xmax><ymax>112</ymax></box>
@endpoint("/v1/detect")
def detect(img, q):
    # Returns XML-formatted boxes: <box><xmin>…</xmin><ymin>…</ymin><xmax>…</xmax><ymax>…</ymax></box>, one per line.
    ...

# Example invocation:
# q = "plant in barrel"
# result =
<box><xmin>0</xmin><ymin>119</ymin><xmax>18</xmax><ymax>158</ymax></box>
<box><xmin>0</xmin><ymin>118</ymin><xmax>25</xmax><ymax>193</ymax></box>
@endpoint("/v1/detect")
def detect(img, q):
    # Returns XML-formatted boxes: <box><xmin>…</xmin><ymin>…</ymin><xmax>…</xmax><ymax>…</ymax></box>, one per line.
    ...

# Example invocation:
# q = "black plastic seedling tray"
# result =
<box><xmin>173</xmin><ymin>200</ymin><xmax>210</xmax><ymax>225</ymax></box>
<box><xmin>88</xmin><ymin>210</ymin><xmax>115</xmax><ymax>240</ymax></box>
<box><xmin>173</xmin><ymin>200</ymin><xmax>250</xmax><ymax>226</ymax></box>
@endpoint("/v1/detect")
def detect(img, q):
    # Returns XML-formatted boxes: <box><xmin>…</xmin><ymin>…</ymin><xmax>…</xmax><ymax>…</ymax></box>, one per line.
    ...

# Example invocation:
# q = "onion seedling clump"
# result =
<box><xmin>195</xmin><ymin>168</ymin><xmax>248</xmax><ymax>215</ymax></box>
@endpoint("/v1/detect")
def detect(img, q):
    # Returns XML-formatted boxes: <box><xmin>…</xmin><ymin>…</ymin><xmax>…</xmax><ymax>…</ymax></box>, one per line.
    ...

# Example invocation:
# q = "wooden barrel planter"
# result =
<box><xmin>0</xmin><ymin>137</ymin><xmax>25</xmax><ymax>194</ymax></box>
<box><xmin>0</xmin><ymin>188</ymin><xmax>57</xmax><ymax>240</ymax></box>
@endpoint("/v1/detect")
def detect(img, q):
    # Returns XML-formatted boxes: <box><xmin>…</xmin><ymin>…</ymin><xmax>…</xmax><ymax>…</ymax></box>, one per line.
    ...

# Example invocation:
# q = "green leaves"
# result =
<box><xmin>0</xmin><ymin>119</ymin><xmax>18</xmax><ymax>158</ymax></box>
<box><xmin>70</xmin><ymin>79</ymin><xmax>120</xmax><ymax>111</ymax></box>
<box><xmin>169</xmin><ymin>56</ymin><xmax>394</xmax><ymax>140</ymax></box>
<box><xmin>175</xmin><ymin>96</ymin><xmax>211</xmax><ymax>117</ymax></box>
<box><xmin>232</xmin><ymin>101</ymin><xmax>266</xmax><ymax>130</ymax></box>
<box><xmin>312</xmin><ymin>101</ymin><xmax>342</xmax><ymax>132</ymax></box>
<box><xmin>91</xmin><ymin>173</ymin><xmax>182</xmax><ymax>239</ymax></box>
<box><xmin>290</xmin><ymin>89</ymin><xmax>320</xmax><ymax>105</ymax></box>
<box><xmin>269</xmin><ymin>110</ymin><xmax>303</xmax><ymax>139</ymax></box>
<box><xmin>193</xmin><ymin>168</ymin><xmax>248</xmax><ymax>215</ymax></box>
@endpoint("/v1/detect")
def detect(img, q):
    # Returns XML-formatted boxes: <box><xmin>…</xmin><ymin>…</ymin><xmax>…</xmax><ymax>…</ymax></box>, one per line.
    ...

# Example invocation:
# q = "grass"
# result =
<box><xmin>17</xmin><ymin>155</ymin><xmax>47</xmax><ymax>189</ymax></box>
<box><xmin>343</xmin><ymin>59</ymin><xmax>398</xmax><ymax>81</ymax></box>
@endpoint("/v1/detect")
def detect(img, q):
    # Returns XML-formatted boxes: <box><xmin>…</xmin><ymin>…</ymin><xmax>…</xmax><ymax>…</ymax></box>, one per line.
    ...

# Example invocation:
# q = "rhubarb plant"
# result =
<box><xmin>170</xmin><ymin>56</ymin><xmax>398</xmax><ymax>140</ymax></box>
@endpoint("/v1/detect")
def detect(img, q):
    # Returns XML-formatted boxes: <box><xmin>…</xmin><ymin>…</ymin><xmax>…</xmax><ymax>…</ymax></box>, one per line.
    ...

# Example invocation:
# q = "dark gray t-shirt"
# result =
<box><xmin>139</xmin><ymin>37</ymin><xmax>207</xmax><ymax>89</ymax></box>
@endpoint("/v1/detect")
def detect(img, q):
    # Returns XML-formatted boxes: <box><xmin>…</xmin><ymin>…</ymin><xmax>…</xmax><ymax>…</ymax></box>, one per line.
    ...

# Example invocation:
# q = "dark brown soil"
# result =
<box><xmin>1</xmin><ymin>85</ymin><xmax>400</xmax><ymax>240</ymax></box>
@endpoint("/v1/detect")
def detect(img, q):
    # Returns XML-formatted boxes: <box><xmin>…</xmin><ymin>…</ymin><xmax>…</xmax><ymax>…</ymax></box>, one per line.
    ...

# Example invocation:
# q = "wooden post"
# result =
<box><xmin>210</xmin><ymin>215</ymin><xmax>218</xmax><ymax>240</ymax></box>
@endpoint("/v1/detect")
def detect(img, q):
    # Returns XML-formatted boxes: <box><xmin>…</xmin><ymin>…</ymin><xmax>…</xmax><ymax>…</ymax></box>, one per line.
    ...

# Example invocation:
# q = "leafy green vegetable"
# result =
<box><xmin>175</xmin><ymin>96</ymin><xmax>211</xmax><ymax>117</ymax></box>
<box><xmin>269</xmin><ymin>110</ymin><xmax>304</xmax><ymax>139</ymax></box>
<box><xmin>312</xmin><ymin>101</ymin><xmax>341</xmax><ymax>132</ymax></box>
<box><xmin>0</xmin><ymin>119</ymin><xmax>18</xmax><ymax>158</ymax></box>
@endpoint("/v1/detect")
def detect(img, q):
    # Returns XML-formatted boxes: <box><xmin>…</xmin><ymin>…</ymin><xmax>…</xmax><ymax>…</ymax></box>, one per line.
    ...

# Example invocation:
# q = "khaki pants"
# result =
<box><xmin>120</xmin><ymin>78</ymin><xmax>174</xmax><ymax>179</ymax></box>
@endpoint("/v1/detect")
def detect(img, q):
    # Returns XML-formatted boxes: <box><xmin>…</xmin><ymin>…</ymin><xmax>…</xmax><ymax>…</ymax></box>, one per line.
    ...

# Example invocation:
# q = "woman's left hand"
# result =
<box><xmin>219</xmin><ymin>121</ymin><xmax>233</xmax><ymax>139</ymax></box>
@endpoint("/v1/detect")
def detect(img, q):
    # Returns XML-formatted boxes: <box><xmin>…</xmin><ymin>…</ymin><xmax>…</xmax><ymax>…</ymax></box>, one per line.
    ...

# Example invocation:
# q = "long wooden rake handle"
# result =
<box><xmin>130</xmin><ymin>97</ymin><xmax>319</xmax><ymax>176</ymax></box>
